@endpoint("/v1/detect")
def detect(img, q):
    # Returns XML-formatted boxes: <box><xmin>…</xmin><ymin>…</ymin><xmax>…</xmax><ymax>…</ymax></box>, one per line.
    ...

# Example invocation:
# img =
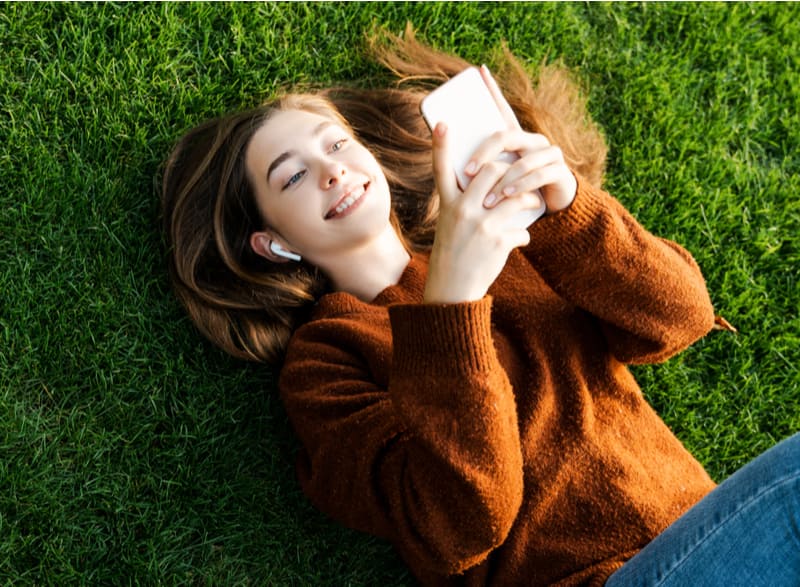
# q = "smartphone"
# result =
<box><xmin>420</xmin><ymin>67</ymin><xmax>545</xmax><ymax>229</ymax></box>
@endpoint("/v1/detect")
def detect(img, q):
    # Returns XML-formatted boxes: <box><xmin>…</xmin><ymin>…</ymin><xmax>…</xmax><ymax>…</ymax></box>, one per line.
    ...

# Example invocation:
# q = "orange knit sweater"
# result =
<box><xmin>279</xmin><ymin>177</ymin><xmax>718</xmax><ymax>586</ymax></box>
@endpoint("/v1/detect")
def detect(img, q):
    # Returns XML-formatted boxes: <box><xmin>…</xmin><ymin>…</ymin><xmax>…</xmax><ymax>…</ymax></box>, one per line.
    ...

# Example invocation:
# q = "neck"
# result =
<box><xmin>323</xmin><ymin>226</ymin><xmax>411</xmax><ymax>302</ymax></box>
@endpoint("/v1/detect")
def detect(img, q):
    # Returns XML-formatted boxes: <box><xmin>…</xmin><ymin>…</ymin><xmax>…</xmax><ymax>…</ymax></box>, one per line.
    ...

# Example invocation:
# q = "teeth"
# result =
<box><xmin>333</xmin><ymin>186</ymin><xmax>365</xmax><ymax>215</ymax></box>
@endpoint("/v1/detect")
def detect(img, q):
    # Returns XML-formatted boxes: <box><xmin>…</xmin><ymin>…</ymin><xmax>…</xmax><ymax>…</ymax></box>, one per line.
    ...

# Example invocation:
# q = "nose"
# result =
<box><xmin>320</xmin><ymin>160</ymin><xmax>346</xmax><ymax>189</ymax></box>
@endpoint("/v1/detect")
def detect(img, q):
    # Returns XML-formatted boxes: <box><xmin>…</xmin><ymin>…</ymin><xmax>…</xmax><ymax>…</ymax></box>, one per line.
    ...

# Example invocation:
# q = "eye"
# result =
<box><xmin>283</xmin><ymin>170</ymin><xmax>306</xmax><ymax>190</ymax></box>
<box><xmin>330</xmin><ymin>138</ymin><xmax>348</xmax><ymax>152</ymax></box>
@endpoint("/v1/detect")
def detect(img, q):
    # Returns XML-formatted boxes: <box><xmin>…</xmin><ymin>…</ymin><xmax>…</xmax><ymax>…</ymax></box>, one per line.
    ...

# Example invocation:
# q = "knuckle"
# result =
<box><xmin>516</xmin><ymin>157</ymin><xmax>537</xmax><ymax>175</ymax></box>
<box><xmin>521</xmin><ymin>131</ymin><xmax>544</xmax><ymax>147</ymax></box>
<box><xmin>451</xmin><ymin>202</ymin><xmax>476</xmax><ymax>224</ymax></box>
<box><xmin>483</xmin><ymin>160</ymin><xmax>507</xmax><ymax>175</ymax></box>
<box><xmin>477</xmin><ymin>221</ymin><xmax>494</xmax><ymax>239</ymax></box>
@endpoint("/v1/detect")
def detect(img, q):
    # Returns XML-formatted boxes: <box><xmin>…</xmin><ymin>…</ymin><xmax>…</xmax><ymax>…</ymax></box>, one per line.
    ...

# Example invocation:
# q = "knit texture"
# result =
<box><xmin>279</xmin><ymin>177</ymin><xmax>718</xmax><ymax>586</ymax></box>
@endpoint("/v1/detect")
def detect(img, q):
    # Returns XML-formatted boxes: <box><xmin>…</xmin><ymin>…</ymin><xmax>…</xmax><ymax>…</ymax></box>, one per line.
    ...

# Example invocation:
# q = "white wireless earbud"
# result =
<box><xmin>269</xmin><ymin>241</ymin><xmax>302</xmax><ymax>262</ymax></box>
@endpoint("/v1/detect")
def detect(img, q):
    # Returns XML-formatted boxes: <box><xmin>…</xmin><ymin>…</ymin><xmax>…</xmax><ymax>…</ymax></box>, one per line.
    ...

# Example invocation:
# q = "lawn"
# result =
<box><xmin>1</xmin><ymin>2</ymin><xmax>798</xmax><ymax>584</ymax></box>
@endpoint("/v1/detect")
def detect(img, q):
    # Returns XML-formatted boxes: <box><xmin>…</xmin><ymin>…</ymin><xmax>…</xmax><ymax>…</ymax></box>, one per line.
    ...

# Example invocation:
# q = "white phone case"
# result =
<box><xmin>420</xmin><ymin>67</ymin><xmax>546</xmax><ymax>229</ymax></box>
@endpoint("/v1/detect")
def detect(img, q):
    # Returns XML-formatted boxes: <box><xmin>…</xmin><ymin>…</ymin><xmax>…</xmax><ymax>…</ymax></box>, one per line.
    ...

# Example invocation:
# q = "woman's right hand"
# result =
<box><xmin>423</xmin><ymin>122</ymin><xmax>539</xmax><ymax>304</ymax></box>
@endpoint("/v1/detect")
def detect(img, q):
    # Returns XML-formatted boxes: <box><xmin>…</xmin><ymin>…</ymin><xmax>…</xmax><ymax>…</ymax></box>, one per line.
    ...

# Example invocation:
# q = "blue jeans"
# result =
<box><xmin>605</xmin><ymin>432</ymin><xmax>800</xmax><ymax>587</ymax></box>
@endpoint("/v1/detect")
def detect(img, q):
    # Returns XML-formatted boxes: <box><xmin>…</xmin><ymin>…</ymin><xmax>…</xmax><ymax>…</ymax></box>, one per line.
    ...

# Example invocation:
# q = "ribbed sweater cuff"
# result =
<box><xmin>388</xmin><ymin>297</ymin><xmax>498</xmax><ymax>376</ymax></box>
<box><xmin>527</xmin><ymin>174</ymin><xmax>613</xmax><ymax>261</ymax></box>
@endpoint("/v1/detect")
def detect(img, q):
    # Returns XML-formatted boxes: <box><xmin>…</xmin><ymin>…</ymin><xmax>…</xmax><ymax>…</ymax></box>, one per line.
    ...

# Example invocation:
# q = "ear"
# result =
<box><xmin>250</xmin><ymin>231</ymin><xmax>301</xmax><ymax>263</ymax></box>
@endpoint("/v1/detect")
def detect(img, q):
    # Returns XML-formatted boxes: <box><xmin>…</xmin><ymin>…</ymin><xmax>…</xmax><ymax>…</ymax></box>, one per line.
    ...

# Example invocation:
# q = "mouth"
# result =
<box><xmin>324</xmin><ymin>181</ymin><xmax>370</xmax><ymax>220</ymax></box>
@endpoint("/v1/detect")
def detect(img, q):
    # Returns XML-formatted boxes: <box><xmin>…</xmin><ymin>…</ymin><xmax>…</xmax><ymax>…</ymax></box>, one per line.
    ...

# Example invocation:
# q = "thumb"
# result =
<box><xmin>432</xmin><ymin>122</ymin><xmax>458</xmax><ymax>202</ymax></box>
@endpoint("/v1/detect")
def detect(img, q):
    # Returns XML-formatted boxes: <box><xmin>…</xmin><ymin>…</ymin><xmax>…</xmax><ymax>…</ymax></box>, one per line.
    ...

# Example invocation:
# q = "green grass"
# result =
<box><xmin>1</xmin><ymin>2</ymin><xmax>798</xmax><ymax>584</ymax></box>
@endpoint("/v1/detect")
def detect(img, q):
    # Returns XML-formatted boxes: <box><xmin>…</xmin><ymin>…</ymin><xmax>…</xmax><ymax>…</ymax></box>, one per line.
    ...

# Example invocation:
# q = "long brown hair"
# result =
<box><xmin>161</xmin><ymin>24</ymin><xmax>607</xmax><ymax>364</ymax></box>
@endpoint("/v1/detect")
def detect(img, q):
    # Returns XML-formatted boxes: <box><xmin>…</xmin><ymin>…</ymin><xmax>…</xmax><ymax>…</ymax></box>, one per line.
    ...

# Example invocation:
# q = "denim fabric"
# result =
<box><xmin>605</xmin><ymin>432</ymin><xmax>800</xmax><ymax>587</ymax></box>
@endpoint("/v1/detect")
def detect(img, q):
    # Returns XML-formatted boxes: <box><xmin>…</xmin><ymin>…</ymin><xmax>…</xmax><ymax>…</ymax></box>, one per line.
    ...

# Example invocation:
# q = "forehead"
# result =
<box><xmin>246</xmin><ymin>109</ymin><xmax>340</xmax><ymax>169</ymax></box>
<box><xmin>267</xmin><ymin>108</ymin><xmax>335</xmax><ymax>134</ymax></box>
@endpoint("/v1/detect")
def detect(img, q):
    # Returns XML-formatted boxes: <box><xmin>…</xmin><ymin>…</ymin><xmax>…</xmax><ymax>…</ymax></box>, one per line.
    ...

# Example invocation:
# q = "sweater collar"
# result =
<box><xmin>372</xmin><ymin>251</ymin><xmax>428</xmax><ymax>305</ymax></box>
<box><xmin>313</xmin><ymin>252</ymin><xmax>428</xmax><ymax>317</ymax></box>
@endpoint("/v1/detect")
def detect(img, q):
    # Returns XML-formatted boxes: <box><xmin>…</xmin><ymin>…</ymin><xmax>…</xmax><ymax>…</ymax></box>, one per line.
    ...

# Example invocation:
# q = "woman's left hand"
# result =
<box><xmin>464</xmin><ymin>65</ymin><xmax>578</xmax><ymax>214</ymax></box>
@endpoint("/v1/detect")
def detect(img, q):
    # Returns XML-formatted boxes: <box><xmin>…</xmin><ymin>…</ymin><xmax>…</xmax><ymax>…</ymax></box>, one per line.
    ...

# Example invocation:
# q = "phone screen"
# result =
<box><xmin>420</xmin><ymin>67</ymin><xmax>545</xmax><ymax>229</ymax></box>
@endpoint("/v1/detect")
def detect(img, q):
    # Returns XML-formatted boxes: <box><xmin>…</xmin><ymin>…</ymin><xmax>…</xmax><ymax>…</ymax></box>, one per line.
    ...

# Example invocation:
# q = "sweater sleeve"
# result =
<box><xmin>279</xmin><ymin>298</ymin><xmax>524</xmax><ymax>575</ymax></box>
<box><xmin>522</xmin><ymin>175</ymin><xmax>716</xmax><ymax>364</ymax></box>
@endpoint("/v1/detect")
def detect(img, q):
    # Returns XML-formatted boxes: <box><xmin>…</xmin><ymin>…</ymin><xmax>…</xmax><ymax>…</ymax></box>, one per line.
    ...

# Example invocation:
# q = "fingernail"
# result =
<box><xmin>465</xmin><ymin>161</ymin><xmax>477</xmax><ymax>175</ymax></box>
<box><xmin>503</xmin><ymin>185</ymin><xmax>517</xmax><ymax>196</ymax></box>
<box><xmin>484</xmin><ymin>193</ymin><xmax>497</xmax><ymax>207</ymax></box>
<box><xmin>435</xmin><ymin>122</ymin><xmax>447</xmax><ymax>137</ymax></box>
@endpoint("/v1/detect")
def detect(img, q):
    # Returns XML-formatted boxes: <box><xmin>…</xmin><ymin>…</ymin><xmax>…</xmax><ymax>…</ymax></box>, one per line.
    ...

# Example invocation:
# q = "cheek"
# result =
<box><xmin>256</xmin><ymin>195</ymin><xmax>298</xmax><ymax>239</ymax></box>
<box><xmin>270</xmin><ymin>202</ymin><xmax>313</xmax><ymax>236</ymax></box>
<box><xmin>365</xmin><ymin>152</ymin><xmax>390</xmax><ymax>193</ymax></box>
<box><xmin>269</xmin><ymin>195</ymin><xmax>330</xmax><ymax>248</ymax></box>
<box><xmin>366</xmin><ymin>150</ymin><xmax>391</xmax><ymax>187</ymax></box>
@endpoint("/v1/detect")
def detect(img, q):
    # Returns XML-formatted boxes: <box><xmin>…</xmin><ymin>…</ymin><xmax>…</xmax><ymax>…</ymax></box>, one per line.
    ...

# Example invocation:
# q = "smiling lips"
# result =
<box><xmin>324</xmin><ymin>182</ymin><xmax>370</xmax><ymax>220</ymax></box>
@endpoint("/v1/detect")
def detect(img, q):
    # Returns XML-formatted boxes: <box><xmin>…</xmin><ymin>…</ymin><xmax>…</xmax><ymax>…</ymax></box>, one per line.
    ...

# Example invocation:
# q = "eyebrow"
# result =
<box><xmin>265</xmin><ymin>120</ymin><xmax>334</xmax><ymax>183</ymax></box>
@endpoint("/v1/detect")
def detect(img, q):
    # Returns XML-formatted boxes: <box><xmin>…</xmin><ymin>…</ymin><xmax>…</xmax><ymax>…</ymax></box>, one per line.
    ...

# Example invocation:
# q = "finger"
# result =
<box><xmin>479</xmin><ymin>65</ymin><xmax>521</xmax><ymax>131</ymax></box>
<box><xmin>462</xmin><ymin>160</ymin><xmax>513</xmax><ymax>210</ymax></box>
<box><xmin>504</xmin><ymin>226</ymin><xmax>532</xmax><ymax>251</ymax></box>
<box><xmin>491</xmin><ymin>162</ymin><xmax>576</xmax><ymax>214</ymax></box>
<box><xmin>492</xmin><ymin>199</ymin><xmax>545</xmax><ymax>243</ymax></box>
<box><xmin>485</xmin><ymin>190</ymin><xmax>542</xmax><ymax>212</ymax></box>
<box><xmin>467</xmin><ymin>130</ymin><xmax>551</xmax><ymax>177</ymax></box>
<box><xmin>486</xmin><ymin>192</ymin><xmax>543</xmax><ymax>227</ymax></box>
<box><xmin>493</xmin><ymin>146</ymin><xmax>566</xmax><ymax>197</ymax></box>
<box><xmin>431</xmin><ymin>122</ymin><xmax>458</xmax><ymax>202</ymax></box>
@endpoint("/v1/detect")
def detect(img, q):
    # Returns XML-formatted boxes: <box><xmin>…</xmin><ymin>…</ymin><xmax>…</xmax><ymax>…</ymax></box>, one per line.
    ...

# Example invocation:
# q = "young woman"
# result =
<box><xmin>161</xmin><ymin>26</ymin><xmax>799</xmax><ymax>587</ymax></box>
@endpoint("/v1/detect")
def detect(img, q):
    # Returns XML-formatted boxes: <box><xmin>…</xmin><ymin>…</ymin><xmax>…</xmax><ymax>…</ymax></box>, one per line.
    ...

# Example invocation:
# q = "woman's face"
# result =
<box><xmin>245</xmin><ymin>108</ymin><xmax>393</xmax><ymax>268</ymax></box>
